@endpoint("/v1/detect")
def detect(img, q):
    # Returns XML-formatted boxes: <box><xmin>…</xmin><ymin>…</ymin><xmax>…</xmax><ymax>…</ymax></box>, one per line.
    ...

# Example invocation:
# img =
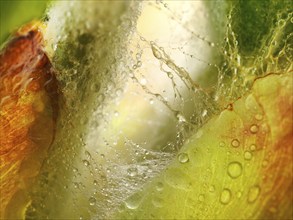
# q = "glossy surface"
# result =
<box><xmin>0</xmin><ymin>22</ymin><xmax>58</xmax><ymax>218</ymax></box>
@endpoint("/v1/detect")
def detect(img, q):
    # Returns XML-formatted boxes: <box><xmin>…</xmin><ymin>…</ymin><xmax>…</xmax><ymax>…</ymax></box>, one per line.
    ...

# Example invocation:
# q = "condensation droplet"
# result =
<box><xmin>198</xmin><ymin>194</ymin><xmax>205</xmax><ymax>202</ymax></box>
<box><xmin>248</xmin><ymin>185</ymin><xmax>260</xmax><ymax>203</ymax></box>
<box><xmin>127</xmin><ymin>167</ymin><xmax>138</xmax><ymax>177</ymax></box>
<box><xmin>220</xmin><ymin>188</ymin><xmax>232</xmax><ymax>204</ymax></box>
<box><xmin>231</xmin><ymin>139</ymin><xmax>240</xmax><ymax>147</ymax></box>
<box><xmin>236</xmin><ymin>191</ymin><xmax>242</xmax><ymax>198</ymax></box>
<box><xmin>73</xmin><ymin>182</ymin><xmax>79</xmax><ymax>189</ymax></box>
<box><xmin>219</xmin><ymin>141</ymin><xmax>225</xmax><ymax>147</ymax></box>
<box><xmin>244</xmin><ymin>151</ymin><xmax>252</xmax><ymax>160</ymax></box>
<box><xmin>269</xmin><ymin>207</ymin><xmax>277</xmax><ymax>213</ymax></box>
<box><xmin>195</xmin><ymin>130</ymin><xmax>203</xmax><ymax>139</ymax></box>
<box><xmin>82</xmin><ymin>160</ymin><xmax>90</xmax><ymax>167</ymax></box>
<box><xmin>91</xmin><ymin>83</ymin><xmax>101</xmax><ymax>92</ymax></box>
<box><xmin>226</xmin><ymin>103</ymin><xmax>233</xmax><ymax>111</ymax></box>
<box><xmin>255</xmin><ymin>114</ymin><xmax>263</xmax><ymax>121</ymax></box>
<box><xmin>140</xmin><ymin>78</ymin><xmax>147</xmax><ymax>85</ymax></box>
<box><xmin>151</xmin><ymin>45</ymin><xmax>162</xmax><ymax>59</ymax></box>
<box><xmin>250</xmin><ymin>144</ymin><xmax>256</xmax><ymax>151</ymax></box>
<box><xmin>84</xmin><ymin>150</ymin><xmax>91</xmax><ymax>159</ymax></box>
<box><xmin>125</xmin><ymin>193</ymin><xmax>142</xmax><ymax>210</ymax></box>
<box><xmin>209</xmin><ymin>185</ymin><xmax>215</xmax><ymax>192</ymax></box>
<box><xmin>178</xmin><ymin>152</ymin><xmax>189</xmax><ymax>164</ymax></box>
<box><xmin>262</xmin><ymin>160</ymin><xmax>269</xmax><ymax>167</ymax></box>
<box><xmin>156</xmin><ymin>182</ymin><xmax>164</xmax><ymax>191</ymax></box>
<box><xmin>152</xmin><ymin>197</ymin><xmax>163</xmax><ymax>207</ymax></box>
<box><xmin>114</xmin><ymin>111</ymin><xmax>119</xmax><ymax>117</ymax></box>
<box><xmin>89</xmin><ymin>196</ymin><xmax>96</xmax><ymax>206</ymax></box>
<box><xmin>227</xmin><ymin>161</ymin><xmax>243</xmax><ymax>178</ymax></box>
<box><xmin>176</xmin><ymin>113</ymin><xmax>186</xmax><ymax>123</ymax></box>
<box><xmin>250</xmin><ymin>124</ymin><xmax>258</xmax><ymax>134</ymax></box>
<box><xmin>149</xmin><ymin>98</ymin><xmax>154</xmax><ymax>105</ymax></box>
<box><xmin>202</xmin><ymin>109</ymin><xmax>208</xmax><ymax>117</ymax></box>
<box><xmin>167</xmin><ymin>72</ymin><xmax>173</xmax><ymax>79</ymax></box>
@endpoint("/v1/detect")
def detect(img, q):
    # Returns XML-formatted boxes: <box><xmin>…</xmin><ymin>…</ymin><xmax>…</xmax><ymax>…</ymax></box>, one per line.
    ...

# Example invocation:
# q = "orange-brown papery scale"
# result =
<box><xmin>0</xmin><ymin>22</ymin><xmax>59</xmax><ymax>218</ymax></box>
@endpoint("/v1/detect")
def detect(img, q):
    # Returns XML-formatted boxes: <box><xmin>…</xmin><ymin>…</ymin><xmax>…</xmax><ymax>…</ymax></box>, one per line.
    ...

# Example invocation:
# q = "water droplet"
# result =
<box><xmin>236</xmin><ymin>191</ymin><xmax>242</xmax><ymax>198</ymax></box>
<box><xmin>262</xmin><ymin>160</ymin><xmax>269</xmax><ymax>167</ymax></box>
<box><xmin>244</xmin><ymin>151</ymin><xmax>252</xmax><ymax>160</ymax></box>
<box><xmin>226</xmin><ymin>103</ymin><xmax>233</xmax><ymax>111</ymax></box>
<box><xmin>125</xmin><ymin>193</ymin><xmax>142</xmax><ymax>210</ymax></box>
<box><xmin>227</xmin><ymin>161</ymin><xmax>242</xmax><ymax>178</ymax></box>
<box><xmin>140</xmin><ymin>78</ymin><xmax>147</xmax><ymax>85</ymax></box>
<box><xmin>149</xmin><ymin>98</ymin><xmax>154</xmax><ymax>105</ymax></box>
<box><xmin>156</xmin><ymin>182</ymin><xmax>164</xmax><ymax>191</ymax></box>
<box><xmin>202</xmin><ymin>109</ymin><xmax>208</xmax><ymax>117</ymax></box>
<box><xmin>89</xmin><ymin>196</ymin><xmax>96</xmax><ymax>206</ymax></box>
<box><xmin>85</xmin><ymin>151</ymin><xmax>91</xmax><ymax>159</ymax></box>
<box><xmin>152</xmin><ymin>197</ymin><xmax>163</xmax><ymax>207</ymax></box>
<box><xmin>82</xmin><ymin>160</ymin><xmax>90</xmax><ymax>167</ymax></box>
<box><xmin>73</xmin><ymin>182</ymin><xmax>79</xmax><ymax>189</ymax></box>
<box><xmin>231</xmin><ymin>139</ymin><xmax>240</xmax><ymax>147</ymax></box>
<box><xmin>220</xmin><ymin>188</ymin><xmax>232</xmax><ymax>204</ymax></box>
<box><xmin>250</xmin><ymin>144</ymin><xmax>256</xmax><ymax>151</ymax></box>
<box><xmin>248</xmin><ymin>185</ymin><xmax>260</xmax><ymax>203</ymax></box>
<box><xmin>269</xmin><ymin>207</ymin><xmax>277</xmax><ymax>213</ymax></box>
<box><xmin>164</xmin><ymin>168</ymin><xmax>192</xmax><ymax>190</ymax></box>
<box><xmin>178</xmin><ymin>152</ymin><xmax>189</xmax><ymax>164</ymax></box>
<box><xmin>151</xmin><ymin>45</ymin><xmax>162</xmax><ymax>59</ymax></box>
<box><xmin>255</xmin><ymin>114</ymin><xmax>263</xmax><ymax>121</ymax></box>
<box><xmin>127</xmin><ymin>167</ymin><xmax>138</xmax><ymax>177</ymax></box>
<box><xmin>219</xmin><ymin>141</ymin><xmax>225</xmax><ymax>147</ymax></box>
<box><xmin>176</xmin><ymin>113</ymin><xmax>186</xmax><ymax>123</ymax></box>
<box><xmin>250</xmin><ymin>124</ymin><xmax>258</xmax><ymax>134</ymax></box>
<box><xmin>209</xmin><ymin>185</ymin><xmax>215</xmax><ymax>192</ymax></box>
<box><xmin>195</xmin><ymin>130</ymin><xmax>203</xmax><ymax>138</ymax></box>
<box><xmin>91</xmin><ymin>83</ymin><xmax>101</xmax><ymax>92</ymax></box>
<box><xmin>198</xmin><ymin>194</ymin><xmax>205</xmax><ymax>202</ymax></box>
<box><xmin>93</xmin><ymin>180</ymin><xmax>98</xmax><ymax>186</ymax></box>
